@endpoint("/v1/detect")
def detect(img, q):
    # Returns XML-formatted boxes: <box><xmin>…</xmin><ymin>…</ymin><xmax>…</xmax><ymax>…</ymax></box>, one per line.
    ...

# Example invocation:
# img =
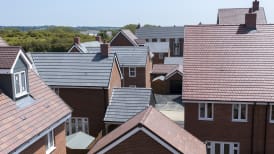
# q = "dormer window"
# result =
<box><xmin>14</xmin><ymin>71</ymin><xmax>28</xmax><ymax>98</ymax></box>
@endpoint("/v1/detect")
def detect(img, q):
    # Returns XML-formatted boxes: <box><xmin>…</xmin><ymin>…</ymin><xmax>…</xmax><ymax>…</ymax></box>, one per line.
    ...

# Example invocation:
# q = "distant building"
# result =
<box><xmin>89</xmin><ymin>106</ymin><xmax>206</xmax><ymax>154</ymax></box>
<box><xmin>110</xmin><ymin>29</ymin><xmax>145</xmax><ymax>46</ymax></box>
<box><xmin>217</xmin><ymin>0</ymin><xmax>267</xmax><ymax>24</ymax></box>
<box><xmin>0</xmin><ymin>46</ymin><xmax>71</xmax><ymax>153</ymax></box>
<box><xmin>136</xmin><ymin>26</ymin><xmax>184</xmax><ymax>57</ymax></box>
<box><xmin>145</xmin><ymin>42</ymin><xmax>169</xmax><ymax>64</ymax></box>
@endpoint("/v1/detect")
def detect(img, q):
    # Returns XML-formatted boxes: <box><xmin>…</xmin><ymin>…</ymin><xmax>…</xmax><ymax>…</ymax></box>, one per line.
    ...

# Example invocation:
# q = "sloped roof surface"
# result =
<box><xmin>0</xmin><ymin>46</ymin><xmax>20</xmax><ymax>69</ymax></box>
<box><xmin>90</xmin><ymin>106</ymin><xmax>206</xmax><ymax>154</ymax></box>
<box><xmin>30</xmin><ymin>52</ymin><xmax>115</xmax><ymax>87</ymax></box>
<box><xmin>136</xmin><ymin>26</ymin><xmax>184</xmax><ymax>39</ymax></box>
<box><xmin>151</xmin><ymin>64</ymin><xmax>178</xmax><ymax>74</ymax></box>
<box><xmin>218</xmin><ymin>7</ymin><xmax>267</xmax><ymax>25</ymax></box>
<box><xmin>104</xmin><ymin>88</ymin><xmax>154</xmax><ymax>123</ymax></box>
<box><xmin>0</xmin><ymin>71</ymin><xmax>71</xmax><ymax>153</ymax></box>
<box><xmin>183</xmin><ymin>24</ymin><xmax>274</xmax><ymax>102</ymax></box>
<box><xmin>145</xmin><ymin>42</ymin><xmax>169</xmax><ymax>53</ymax></box>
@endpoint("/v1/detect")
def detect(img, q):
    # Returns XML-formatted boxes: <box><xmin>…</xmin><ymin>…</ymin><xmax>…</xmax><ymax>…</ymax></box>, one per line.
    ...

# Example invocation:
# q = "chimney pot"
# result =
<box><xmin>252</xmin><ymin>0</ymin><xmax>259</xmax><ymax>12</ymax></box>
<box><xmin>100</xmin><ymin>43</ymin><xmax>110</xmax><ymax>57</ymax></box>
<box><xmin>245</xmin><ymin>13</ymin><xmax>257</xmax><ymax>29</ymax></box>
<box><xmin>74</xmin><ymin>37</ymin><xmax>80</xmax><ymax>44</ymax></box>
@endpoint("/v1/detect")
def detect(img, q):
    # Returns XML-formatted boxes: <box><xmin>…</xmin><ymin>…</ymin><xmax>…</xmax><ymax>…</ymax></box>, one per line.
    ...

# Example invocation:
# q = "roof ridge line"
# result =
<box><xmin>140</xmin><ymin>106</ymin><xmax>153</xmax><ymax>124</ymax></box>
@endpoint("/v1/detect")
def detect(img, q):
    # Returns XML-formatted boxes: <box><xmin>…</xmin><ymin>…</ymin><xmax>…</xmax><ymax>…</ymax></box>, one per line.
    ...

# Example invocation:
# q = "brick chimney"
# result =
<box><xmin>245</xmin><ymin>13</ymin><xmax>257</xmax><ymax>29</ymax></box>
<box><xmin>252</xmin><ymin>0</ymin><xmax>259</xmax><ymax>12</ymax></box>
<box><xmin>74</xmin><ymin>37</ymin><xmax>80</xmax><ymax>45</ymax></box>
<box><xmin>100</xmin><ymin>43</ymin><xmax>110</xmax><ymax>57</ymax></box>
<box><xmin>95</xmin><ymin>36</ymin><xmax>102</xmax><ymax>43</ymax></box>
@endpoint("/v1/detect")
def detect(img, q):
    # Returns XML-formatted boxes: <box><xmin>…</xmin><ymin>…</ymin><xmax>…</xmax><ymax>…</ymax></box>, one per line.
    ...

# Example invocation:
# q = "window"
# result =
<box><xmin>145</xmin><ymin>39</ymin><xmax>149</xmax><ymax>42</ymax></box>
<box><xmin>270</xmin><ymin>105</ymin><xmax>274</xmax><ymax>123</ymax></box>
<box><xmin>232</xmin><ymin>104</ymin><xmax>248</xmax><ymax>122</ymax></box>
<box><xmin>199</xmin><ymin>103</ymin><xmax>213</xmax><ymax>120</ymax></box>
<box><xmin>159</xmin><ymin>53</ymin><xmax>164</xmax><ymax>59</ymax></box>
<box><xmin>66</xmin><ymin>117</ymin><xmax>89</xmax><ymax>135</ymax></box>
<box><xmin>14</xmin><ymin>71</ymin><xmax>28</xmax><ymax>98</ymax></box>
<box><xmin>129</xmin><ymin>67</ymin><xmax>136</xmax><ymax>77</ymax></box>
<box><xmin>206</xmin><ymin>141</ymin><xmax>239</xmax><ymax>154</ymax></box>
<box><xmin>152</xmin><ymin>38</ymin><xmax>157</xmax><ymax>42</ymax></box>
<box><xmin>46</xmin><ymin>130</ymin><xmax>55</xmax><ymax>154</ymax></box>
<box><xmin>160</xmin><ymin>38</ymin><xmax>166</xmax><ymax>42</ymax></box>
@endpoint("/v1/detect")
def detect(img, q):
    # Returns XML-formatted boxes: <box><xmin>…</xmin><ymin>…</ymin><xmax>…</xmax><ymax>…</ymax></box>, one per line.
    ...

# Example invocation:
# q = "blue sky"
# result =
<box><xmin>0</xmin><ymin>0</ymin><xmax>273</xmax><ymax>27</ymax></box>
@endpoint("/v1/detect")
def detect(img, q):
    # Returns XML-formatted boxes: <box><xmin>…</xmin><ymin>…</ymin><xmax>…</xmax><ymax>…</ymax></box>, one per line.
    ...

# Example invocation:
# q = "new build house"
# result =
<box><xmin>183</xmin><ymin>12</ymin><xmax>274</xmax><ymax>154</ymax></box>
<box><xmin>110</xmin><ymin>29</ymin><xmax>145</xmax><ymax>46</ymax></box>
<box><xmin>30</xmin><ymin>49</ymin><xmax>122</xmax><ymax>138</ymax></box>
<box><xmin>0</xmin><ymin>46</ymin><xmax>71</xmax><ymax>154</ymax></box>
<box><xmin>90</xmin><ymin>106</ymin><xmax>206</xmax><ymax>154</ymax></box>
<box><xmin>136</xmin><ymin>26</ymin><xmax>184</xmax><ymax>57</ymax></box>
<box><xmin>145</xmin><ymin>42</ymin><xmax>170</xmax><ymax>64</ymax></box>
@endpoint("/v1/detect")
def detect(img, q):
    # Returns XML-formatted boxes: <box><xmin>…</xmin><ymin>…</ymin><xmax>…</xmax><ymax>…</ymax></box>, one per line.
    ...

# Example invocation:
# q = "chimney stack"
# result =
<box><xmin>100</xmin><ymin>43</ymin><xmax>110</xmax><ymax>57</ymax></box>
<box><xmin>252</xmin><ymin>0</ymin><xmax>259</xmax><ymax>12</ymax></box>
<box><xmin>95</xmin><ymin>36</ymin><xmax>102</xmax><ymax>43</ymax></box>
<box><xmin>245</xmin><ymin>13</ymin><xmax>257</xmax><ymax>29</ymax></box>
<box><xmin>74</xmin><ymin>37</ymin><xmax>80</xmax><ymax>45</ymax></box>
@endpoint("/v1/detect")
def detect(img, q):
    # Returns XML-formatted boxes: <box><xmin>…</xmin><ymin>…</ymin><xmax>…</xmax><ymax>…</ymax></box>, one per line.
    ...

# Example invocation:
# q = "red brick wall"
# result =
<box><xmin>59</xmin><ymin>88</ymin><xmax>108</xmax><ymax>137</ymax></box>
<box><xmin>151</xmin><ymin>73</ymin><xmax>182</xmax><ymax>94</ymax></box>
<box><xmin>110</xmin><ymin>33</ymin><xmax>134</xmax><ymax>46</ymax></box>
<box><xmin>21</xmin><ymin>123</ymin><xmax>67</xmax><ymax>154</ymax></box>
<box><xmin>152</xmin><ymin>53</ymin><xmax>168</xmax><ymax>64</ymax></box>
<box><xmin>122</xmin><ymin>67</ymin><xmax>146</xmax><ymax>87</ymax></box>
<box><xmin>106</xmin><ymin>131</ymin><xmax>172</xmax><ymax>154</ymax></box>
<box><xmin>184</xmin><ymin>103</ymin><xmax>252</xmax><ymax>154</ymax></box>
<box><xmin>265</xmin><ymin>105</ymin><xmax>274</xmax><ymax>154</ymax></box>
<box><xmin>108</xmin><ymin>60</ymin><xmax>122</xmax><ymax>99</ymax></box>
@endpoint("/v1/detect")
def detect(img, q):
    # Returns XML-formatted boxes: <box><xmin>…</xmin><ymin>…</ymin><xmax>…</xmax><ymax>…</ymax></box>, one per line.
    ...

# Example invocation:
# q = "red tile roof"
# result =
<box><xmin>0</xmin><ymin>70</ymin><xmax>71</xmax><ymax>153</ymax></box>
<box><xmin>218</xmin><ymin>7</ymin><xmax>267</xmax><ymax>25</ymax></box>
<box><xmin>183</xmin><ymin>24</ymin><xmax>274</xmax><ymax>102</ymax></box>
<box><xmin>0</xmin><ymin>46</ymin><xmax>21</xmax><ymax>69</ymax></box>
<box><xmin>151</xmin><ymin>64</ymin><xmax>178</xmax><ymax>74</ymax></box>
<box><xmin>89</xmin><ymin>106</ymin><xmax>206</xmax><ymax>154</ymax></box>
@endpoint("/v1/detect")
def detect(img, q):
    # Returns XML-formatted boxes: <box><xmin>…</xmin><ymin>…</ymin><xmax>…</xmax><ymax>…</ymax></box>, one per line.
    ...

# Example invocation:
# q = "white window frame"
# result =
<box><xmin>159</xmin><ymin>53</ymin><xmax>164</xmax><ymax>59</ymax></box>
<box><xmin>270</xmin><ymin>105</ymin><xmax>274</xmax><ymax>123</ymax></box>
<box><xmin>66</xmin><ymin>117</ymin><xmax>89</xmax><ymax>135</ymax></box>
<box><xmin>129</xmin><ymin>85</ymin><xmax>136</xmax><ymax>88</ymax></box>
<box><xmin>173</xmin><ymin>39</ymin><xmax>180</xmax><ymax>56</ymax></box>
<box><xmin>232</xmin><ymin>104</ymin><xmax>248</xmax><ymax>122</ymax></box>
<box><xmin>129</xmin><ymin>67</ymin><xmax>136</xmax><ymax>77</ymax></box>
<box><xmin>198</xmin><ymin>103</ymin><xmax>213</xmax><ymax>121</ymax></box>
<box><xmin>14</xmin><ymin>70</ymin><xmax>28</xmax><ymax>98</ymax></box>
<box><xmin>206</xmin><ymin>141</ymin><xmax>240</xmax><ymax>154</ymax></box>
<box><xmin>46</xmin><ymin>130</ymin><xmax>55</xmax><ymax>154</ymax></box>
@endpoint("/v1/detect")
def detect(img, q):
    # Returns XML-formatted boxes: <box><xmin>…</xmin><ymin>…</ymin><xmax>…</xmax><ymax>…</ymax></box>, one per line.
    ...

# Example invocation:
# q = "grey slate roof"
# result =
<box><xmin>83</xmin><ymin>46</ymin><xmax>149</xmax><ymax>67</ymax></box>
<box><xmin>136</xmin><ymin>26</ymin><xmax>184</xmax><ymax>39</ymax></box>
<box><xmin>164</xmin><ymin>57</ymin><xmax>183</xmax><ymax>65</ymax></box>
<box><xmin>30</xmin><ymin>52</ymin><xmax>116</xmax><ymax>87</ymax></box>
<box><xmin>66</xmin><ymin>132</ymin><xmax>95</xmax><ymax>149</ymax></box>
<box><xmin>145</xmin><ymin>42</ymin><xmax>169</xmax><ymax>53</ymax></box>
<box><xmin>104</xmin><ymin>88</ymin><xmax>155</xmax><ymax>123</ymax></box>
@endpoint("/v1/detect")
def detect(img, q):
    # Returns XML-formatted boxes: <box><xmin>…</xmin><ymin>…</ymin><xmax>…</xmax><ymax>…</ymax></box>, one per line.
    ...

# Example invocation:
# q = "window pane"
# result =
<box><xmin>233</xmin><ymin>104</ymin><xmax>239</xmax><ymax>119</ymax></box>
<box><xmin>21</xmin><ymin>72</ymin><xmax>26</xmax><ymax>92</ymax></box>
<box><xmin>200</xmin><ymin>104</ymin><xmax>205</xmax><ymax>118</ymax></box>
<box><xmin>241</xmin><ymin>104</ymin><xmax>246</xmax><ymax>120</ymax></box>
<box><xmin>15</xmin><ymin>74</ymin><xmax>20</xmax><ymax>94</ymax></box>
<box><xmin>272</xmin><ymin>106</ymin><xmax>274</xmax><ymax>120</ymax></box>
<box><xmin>207</xmin><ymin>103</ymin><xmax>212</xmax><ymax>118</ymax></box>
<box><xmin>215</xmin><ymin>143</ymin><xmax>221</xmax><ymax>154</ymax></box>
<box><xmin>224</xmin><ymin>144</ymin><xmax>230</xmax><ymax>154</ymax></box>
<box><xmin>78</xmin><ymin>118</ymin><xmax>83</xmax><ymax>131</ymax></box>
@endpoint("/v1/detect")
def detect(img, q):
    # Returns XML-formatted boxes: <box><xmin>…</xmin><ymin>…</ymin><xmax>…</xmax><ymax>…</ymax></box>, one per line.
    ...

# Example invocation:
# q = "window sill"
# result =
<box><xmin>199</xmin><ymin>118</ymin><xmax>213</xmax><ymax>121</ymax></box>
<box><xmin>46</xmin><ymin>147</ymin><xmax>56</xmax><ymax>154</ymax></box>
<box><xmin>269</xmin><ymin>120</ymin><xmax>274</xmax><ymax>124</ymax></box>
<box><xmin>15</xmin><ymin>91</ymin><xmax>28</xmax><ymax>98</ymax></box>
<box><xmin>232</xmin><ymin>119</ymin><xmax>248</xmax><ymax>123</ymax></box>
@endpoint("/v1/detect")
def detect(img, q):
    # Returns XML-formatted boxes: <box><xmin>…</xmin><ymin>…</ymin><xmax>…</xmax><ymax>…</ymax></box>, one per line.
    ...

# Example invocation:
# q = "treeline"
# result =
<box><xmin>0</xmin><ymin>27</ymin><xmax>95</xmax><ymax>52</ymax></box>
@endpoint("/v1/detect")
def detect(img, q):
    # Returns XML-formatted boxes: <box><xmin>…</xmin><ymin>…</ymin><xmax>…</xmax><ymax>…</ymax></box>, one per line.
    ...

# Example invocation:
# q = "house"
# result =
<box><xmin>89</xmin><ymin>106</ymin><xmax>206</xmax><ymax>154</ymax></box>
<box><xmin>145</xmin><ymin>42</ymin><xmax>169</xmax><ymax>64</ymax></box>
<box><xmin>217</xmin><ymin>0</ymin><xmax>267</xmax><ymax>25</ymax></box>
<box><xmin>68</xmin><ymin>36</ymin><xmax>102</xmax><ymax>53</ymax></box>
<box><xmin>104</xmin><ymin>87</ymin><xmax>156</xmax><ymax>132</ymax></box>
<box><xmin>0</xmin><ymin>36</ymin><xmax>8</xmax><ymax>46</ymax></box>
<box><xmin>164</xmin><ymin>57</ymin><xmax>183</xmax><ymax>65</ymax></box>
<box><xmin>110</xmin><ymin>29</ymin><xmax>145</xmax><ymax>46</ymax></box>
<box><xmin>0</xmin><ymin>46</ymin><xmax>71</xmax><ymax>153</ymax></box>
<box><xmin>151</xmin><ymin>64</ymin><xmax>183</xmax><ymax>94</ymax></box>
<box><xmin>136</xmin><ymin>26</ymin><xmax>184</xmax><ymax>57</ymax></box>
<box><xmin>183</xmin><ymin>12</ymin><xmax>274</xmax><ymax>153</ymax></box>
<box><xmin>29</xmin><ymin>46</ymin><xmax>123</xmax><ymax>138</ymax></box>
<box><xmin>68</xmin><ymin>40</ymin><xmax>152</xmax><ymax>88</ymax></box>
